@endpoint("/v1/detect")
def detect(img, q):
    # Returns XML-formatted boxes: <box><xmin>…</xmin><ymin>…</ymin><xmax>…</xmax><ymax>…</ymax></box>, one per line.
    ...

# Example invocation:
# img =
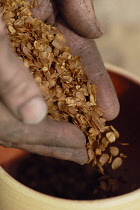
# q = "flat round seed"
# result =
<box><xmin>99</xmin><ymin>154</ymin><xmax>109</xmax><ymax>165</ymax></box>
<box><xmin>110</xmin><ymin>146</ymin><xmax>119</xmax><ymax>156</ymax></box>
<box><xmin>112</xmin><ymin>157</ymin><xmax>123</xmax><ymax>170</ymax></box>
<box><xmin>106</xmin><ymin>132</ymin><xmax>116</xmax><ymax>143</ymax></box>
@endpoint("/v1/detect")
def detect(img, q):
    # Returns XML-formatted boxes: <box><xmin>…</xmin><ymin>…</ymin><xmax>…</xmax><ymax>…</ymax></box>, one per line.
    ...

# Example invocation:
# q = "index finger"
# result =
<box><xmin>0</xmin><ymin>16</ymin><xmax>47</xmax><ymax>124</ymax></box>
<box><xmin>15</xmin><ymin>144</ymin><xmax>88</xmax><ymax>165</ymax></box>
<box><xmin>0</xmin><ymin>100</ymin><xmax>86</xmax><ymax>149</ymax></box>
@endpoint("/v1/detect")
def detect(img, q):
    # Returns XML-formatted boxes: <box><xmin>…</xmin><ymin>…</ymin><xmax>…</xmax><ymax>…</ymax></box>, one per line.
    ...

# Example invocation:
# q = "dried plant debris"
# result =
<box><xmin>93</xmin><ymin>175</ymin><xmax>124</xmax><ymax>199</ymax></box>
<box><xmin>1</xmin><ymin>0</ymin><xmax>126</xmax><ymax>173</ymax></box>
<box><xmin>110</xmin><ymin>147</ymin><xmax>119</xmax><ymax>157</ymax></box>
<box><xmin>112</xmin><ymin>157</ymin><xmax>123</xmax><ymax>170</ymax></box>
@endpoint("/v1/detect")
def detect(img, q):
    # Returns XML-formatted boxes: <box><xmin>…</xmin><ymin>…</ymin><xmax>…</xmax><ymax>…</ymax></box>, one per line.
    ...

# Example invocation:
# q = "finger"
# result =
<box><xmin>30</xmin><ymin>0</ymin><xmax>57</xmax><ymax>23</ymax></box>
<box><xmin>54</xmin><ymin>0</ymin><xmax>102</xmax><ymax>39</ymax></box>
<box><xmin>16</xmin><ymin>144</ymin><xmax>88</xmax><ymax>165</ymax></box>
<box><xmin>0</xmin><ymin>100</ymin><xmax>86</xmax><ymax>149</ymax></box>
<box><xmin>46</xmin><ymin>8</ymin><xmax>58</xmax><ymax>26</ymax></box>
<box><xmin>55</xmin><ymin>19</ymin><xmax>120</xmax><ymax>120</ymax></box>
<box><xmin>0</xmin><ymin>17</ymin><xmax>47</xmax><ymax>124</ymax></box>
<box><xmin>72</xmin><ymin>39</ymin><xmax>120</xmax><ymax>121</ymax></box>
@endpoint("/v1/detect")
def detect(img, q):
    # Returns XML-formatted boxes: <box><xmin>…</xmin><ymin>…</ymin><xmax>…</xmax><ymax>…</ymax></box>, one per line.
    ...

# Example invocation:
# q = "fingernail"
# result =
<box><xmin>19</xmin><ymin>97</ymin><xmax>47</xmax><ymax>125</ymax></box>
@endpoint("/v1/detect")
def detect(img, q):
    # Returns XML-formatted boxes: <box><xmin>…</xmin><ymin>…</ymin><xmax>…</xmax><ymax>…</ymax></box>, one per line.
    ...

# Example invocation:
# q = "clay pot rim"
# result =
<box><xmin>0</xmin><ymin>63</ymin><xmax>140</xmax><ymax>207</ymax></box>
<box><xmin>0</xmin><ymin>165</ymin><xmax>140</xmax><ymax>207</ymax></box>
<box><xmin>105</xmin><ymin>63</ymin><xmax>140</xmax><ymax>85</ymax></box>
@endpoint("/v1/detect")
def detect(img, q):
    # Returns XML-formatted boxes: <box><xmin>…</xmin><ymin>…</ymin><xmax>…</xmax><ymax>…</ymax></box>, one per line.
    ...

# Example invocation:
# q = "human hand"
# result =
<box><xmin>31</xmin><ymin>0</ymin><xmax>120</xmax><ymax>120</ymax></box>
<box><xmin>0</xmin><ymin>0</ymin><xmax>119</xmax><ymax>165</ymax></box>
<box><xmin>0</xmin><ymin>14</ymin><xmax>87</xmax><ymax>164</ymax></box>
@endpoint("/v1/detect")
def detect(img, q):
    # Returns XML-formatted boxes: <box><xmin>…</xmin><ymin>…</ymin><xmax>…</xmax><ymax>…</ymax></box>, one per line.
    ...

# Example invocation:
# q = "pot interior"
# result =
<box><xmin>0</xmin><ymin>69</ymin><xmax>140</xmax><ymax>200</ymax></box>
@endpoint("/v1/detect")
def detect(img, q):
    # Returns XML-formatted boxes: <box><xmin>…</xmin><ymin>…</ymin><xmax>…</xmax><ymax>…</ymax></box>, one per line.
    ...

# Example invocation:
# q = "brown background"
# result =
<box><xmin>94</xmin><ymin>0</ymin><xmax>140</xmax><ymax>77</ymax></box>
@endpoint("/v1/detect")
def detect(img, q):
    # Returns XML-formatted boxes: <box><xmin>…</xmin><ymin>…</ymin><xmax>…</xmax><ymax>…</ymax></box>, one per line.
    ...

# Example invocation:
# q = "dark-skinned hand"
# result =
<box><xmin>0</xmin><ymin>0</ymin><xmax>120</xmax><ymax>164</ymax></box>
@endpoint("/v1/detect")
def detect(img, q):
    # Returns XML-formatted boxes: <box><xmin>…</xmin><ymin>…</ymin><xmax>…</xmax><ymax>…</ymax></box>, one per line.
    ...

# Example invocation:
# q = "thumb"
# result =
<box><xmin>0</xmin><ymin>17</ymin><xmax>47</xmax><ymax>124</ymax></box>
<box><xmin>54</xmin><ymin>0</ymin><xmax>102</xmax><ymax>39</ymax></box>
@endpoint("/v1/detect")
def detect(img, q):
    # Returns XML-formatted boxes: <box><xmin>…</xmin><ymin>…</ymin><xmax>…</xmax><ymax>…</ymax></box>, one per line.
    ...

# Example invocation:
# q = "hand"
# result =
<box><xmin>0</xmin><ymin>13</ymin><xmax>87</xmax><ymax>164</ymax></box>
<box><xmin>0</xmin><ymin>0</ymin><xmax>119</xmax><ymax>165</ymax></box>
<box><xmin>31</xmin><ymin>0</ymin><xmax>120</xmax><ymax>120</ymax></box>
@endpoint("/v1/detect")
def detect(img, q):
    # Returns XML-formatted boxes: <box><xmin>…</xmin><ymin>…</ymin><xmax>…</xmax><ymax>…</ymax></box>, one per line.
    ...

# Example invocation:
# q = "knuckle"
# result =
<box><xmin>0</xmin><ymin>69</ymin><xmax>26</xmax><ymax>96</ymax></box>
<box><xmin>0</xmin><ymin>65</ymin><xmax>38</xmax><ymax>100</ymax></box>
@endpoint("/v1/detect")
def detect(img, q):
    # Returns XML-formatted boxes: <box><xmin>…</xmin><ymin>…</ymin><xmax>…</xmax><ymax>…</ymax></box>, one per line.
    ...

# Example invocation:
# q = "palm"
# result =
<box><xmin>31</xmin><ymin>0</ymin><xmax>119</xmax><ymax>120</ymax></box>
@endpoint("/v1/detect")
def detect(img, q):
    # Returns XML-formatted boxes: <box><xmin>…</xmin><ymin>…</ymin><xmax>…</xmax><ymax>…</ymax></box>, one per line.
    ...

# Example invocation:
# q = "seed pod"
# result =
<box><xmin>106</xmin><ymin>132</ymin><xmax>116</xmax><ymax>143</ymax></box>
<box><xmin>99</xmin><ymin>154</ymin><xmax>110</xmax><ymax>166</ymax></box>
<box><xmin>95</xmin><ymin>148</ymin><xmax>102</xmax><ymax>156</ymax></box>
<box><xmin>120</xmin><ymin>153</ymin><xmax>127</xmax><ymax>158</ymax></box>
<box><xmin>112</xmin><ymin>157</ymin><xmax>123</xmax><ymax>170</ymax></box>
<box><xmin>110</xmin><ymin>147</ymin><xmax>119</xmax><ymax>156</ymax></box>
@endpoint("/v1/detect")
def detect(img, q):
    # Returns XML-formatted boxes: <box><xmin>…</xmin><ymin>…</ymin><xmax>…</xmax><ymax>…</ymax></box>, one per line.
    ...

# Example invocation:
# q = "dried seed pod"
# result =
<box><xmin>99</xmin><ymin>181</ymin><xmax>107</xmax><ymax>191</ymax></box>
<box><xmin>110</xmin><ymin>125</ymin><xmax>120</xmax><ymax>138</ymax></box>
<box><xmin>95</xmin><ymin>148</ymin><xmax>102</xmax><ymax>156</ymax></box>
<box><xmin>99</xmin><ymin>154</ymin><xmax>110</xmax><ymax>166</ymax></box>
<box><xmin>87</xmin><ymin>148</ymin><xmax>95</xmax><ymax>163</ymax></box>
<box><xmin>110</xmin><ymin>146</ymin><xmax>119</xmax><ymax>156</ymax></box>
<box><xmin>108</xmin><ymin>178</ymin><xmax>117</xmax><ymax>185</ymax></box>
<box><xmin>120</xmin><ymin>153</ymin><xmax>127</xmax><ymax>158</ymax></box>
<box><xmin>98</xmin><ymin>143</ymin><xmax>106</xmax><ymax>152</ymax></box>
<box><xmin>111</xmin><ymin>183</ymin><xmax>119</xmax><ymax>193</ymax></box>
<box><xmin>119</xmin><ymin>142</ymin><xmax>129</xmax><ymax>146</ymax></box>
<box><xmin>102</xmin><ymin>137</ymin><xmax>109</xmax><ymax>148</ymax></box>
<box><xmin>106</xmin><ymin>132</ymin><xmax>116</xmax><ymax>143</ymax></box>
<box><xmin>97</xmin><ymin>163</ymin><xmax>104</xmax><ymax>174</ymax></box>
<box><xmin>112</xmin><ymin>157</ymin><xmax>123</xmax><ymax>170</ymax></box>
<box><xmin>108</xmin><ymin>155</ymin><xmax>113</xmax><ymax>164</ymax></box>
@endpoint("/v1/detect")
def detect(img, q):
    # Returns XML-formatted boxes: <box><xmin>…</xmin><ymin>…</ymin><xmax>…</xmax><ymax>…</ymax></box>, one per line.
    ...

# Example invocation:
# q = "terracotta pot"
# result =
<box><xmin>0</xmin><ymin>63</ymin><xmax>140</xmax><ymax>210</ymax></box>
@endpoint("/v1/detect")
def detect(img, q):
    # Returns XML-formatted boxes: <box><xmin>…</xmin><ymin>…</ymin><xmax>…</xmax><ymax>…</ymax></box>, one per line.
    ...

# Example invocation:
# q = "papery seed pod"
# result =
<box><xmin>106</xmin><ymin>132</ymin><xmax>116</xmax><ymax>143</ymax></box>
<box><xmin>112</xmin><ymin>157</ymin><xmax>123</xmax><ymax>170</ymax></box>
<box><xmin>99</xmin><ymin>154</ymin><xmax>110</xmax><ymax>166</ymax></box>
<box><xmin>110</xmin><ymin>147</ymin><xmax>119</xmax><ymax>156</ymax></box>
